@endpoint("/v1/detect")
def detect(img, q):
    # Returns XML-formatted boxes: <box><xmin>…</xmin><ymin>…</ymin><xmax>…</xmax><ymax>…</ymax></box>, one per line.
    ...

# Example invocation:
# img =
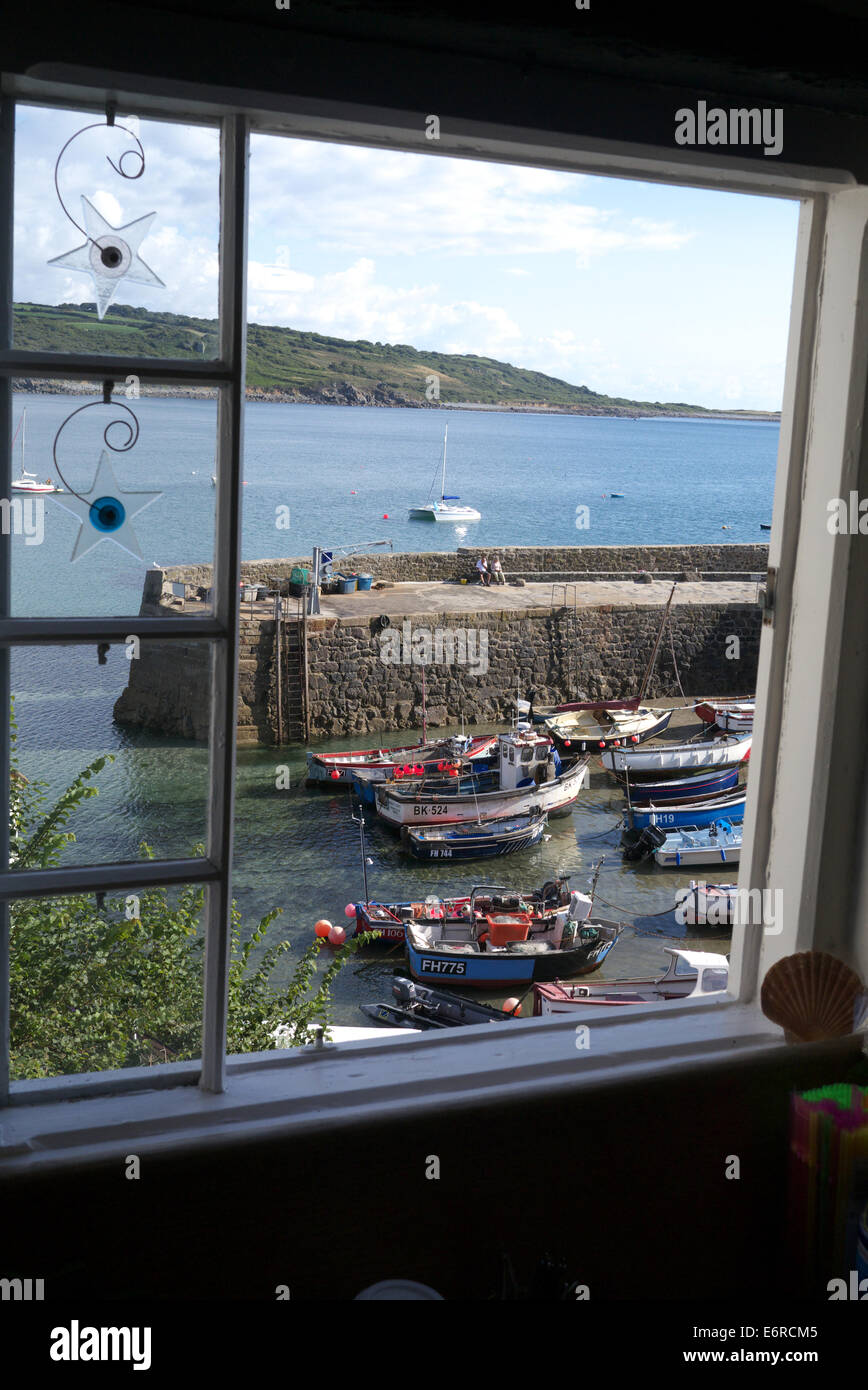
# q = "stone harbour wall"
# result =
<box><xmin>303</xmin><ymin>601</ymin><xmax>760</xmax><ymax>737</ymax></box>
<box><xmin>149</xmin><ymin>542</ymin><xmax>768</xmax><ymax>596</ymax></box>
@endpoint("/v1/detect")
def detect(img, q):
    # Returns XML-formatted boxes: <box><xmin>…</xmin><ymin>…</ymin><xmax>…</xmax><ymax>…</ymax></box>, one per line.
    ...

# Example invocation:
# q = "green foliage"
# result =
<box><xmin>9</xmin><ymin>708</ymin><xmax>367</xmax><ymax>1078</ymax></box>
<box><xmin>8</xmin><ymin>301</ymin><xmax>771</xmax><ymax>416</ymax></box>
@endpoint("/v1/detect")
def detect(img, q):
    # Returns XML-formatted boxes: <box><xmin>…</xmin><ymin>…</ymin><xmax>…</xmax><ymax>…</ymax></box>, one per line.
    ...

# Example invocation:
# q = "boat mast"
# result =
<box><xmin>421</xmin><ymin>663</ymin><xmax>428</xmax><ymax>743</ymax></box>
<box><xmin>440</xmin><ymin>425</ymin><xmax>448</xmax><ymax>502</ymax></box>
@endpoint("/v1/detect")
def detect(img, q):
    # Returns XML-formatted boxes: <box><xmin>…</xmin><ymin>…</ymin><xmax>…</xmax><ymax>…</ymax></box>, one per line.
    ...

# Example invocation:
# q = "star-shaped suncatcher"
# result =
<box><xmin>47</xmin><ymin>195</ymin><xmax>165</xmax><ymax>319</ymax></box>
<box><xmin>48</xmin><ymin>449</ymin><xmax>161</xmax><ymax>562</ymax></box>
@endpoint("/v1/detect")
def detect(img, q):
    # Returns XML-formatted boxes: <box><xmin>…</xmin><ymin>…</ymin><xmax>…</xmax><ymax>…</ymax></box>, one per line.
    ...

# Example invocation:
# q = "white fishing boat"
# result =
<box><xmin>10</xmin><ymin>410</ymin><xmax>60</xmax><ymax>493</ymax></box>
<box><xmin>408</xmin><ymin>426</ymin><xmax>480</xmax><ymax>522</ymax></box>
<box><xmin>533</xmin><ymin>948</ymin><xmax>730</xmax><ymax>1014</ymax></box>
<box><xmin>373</xmin><ymin>729</ymin><xmax>589</xmax><ymax>827</ymax></box>
<box><xmin>601</xmin><ymin>732</ymin><xmax>752</xmax><ymax>777</ymax></box>
<box><xmin>653</xmin><ymin>820</ymin><xmax>743</xmax><ymax>867</ymax></box>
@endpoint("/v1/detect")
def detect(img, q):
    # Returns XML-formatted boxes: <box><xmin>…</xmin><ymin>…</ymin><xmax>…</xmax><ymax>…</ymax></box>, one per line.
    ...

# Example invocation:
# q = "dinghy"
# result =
<box><xmin>373</xmin><ymin>729</ymin><xmax>590</xmax><ymax>827</ymax></box>
<box><xmin>533</xmin><ymin>948</ymin><xmax>730</xmax><ymax>1014</ymax></box>
<box><xmin>402</xmin><ymin>809</ymin><xmax>548</xmax><ymax>861</ymax></box>
<box><xmin>601</xmin><ymin>733</ymin><xmax>752</xmax><ymax>777</ymax></box>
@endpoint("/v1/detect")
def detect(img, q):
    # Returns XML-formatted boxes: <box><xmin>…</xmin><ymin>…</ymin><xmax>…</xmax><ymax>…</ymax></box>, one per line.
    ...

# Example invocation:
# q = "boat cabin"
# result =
<box><xmin>497</xmin><ymin>729</ymin><xmax>557</xmax><ymax>792</ymax></box>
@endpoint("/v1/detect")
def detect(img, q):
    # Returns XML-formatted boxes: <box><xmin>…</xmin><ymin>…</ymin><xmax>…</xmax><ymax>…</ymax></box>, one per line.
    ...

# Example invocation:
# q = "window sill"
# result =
<box><xmin>0</xmin><ymin>999</ymin><xmax>862</xmax><ymax>1177</ymax></box>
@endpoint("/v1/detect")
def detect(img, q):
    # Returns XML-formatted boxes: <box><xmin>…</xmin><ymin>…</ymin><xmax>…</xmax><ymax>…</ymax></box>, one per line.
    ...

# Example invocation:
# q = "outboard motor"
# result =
<box><xmin>622</xmin><ymin>824</ymin><xmax>667</xmax><ymax>862</ymax></box>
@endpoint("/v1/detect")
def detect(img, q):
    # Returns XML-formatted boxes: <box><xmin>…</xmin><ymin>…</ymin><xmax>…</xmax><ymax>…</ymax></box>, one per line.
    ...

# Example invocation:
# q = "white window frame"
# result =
<box><xmin>0</xmin><ymin>71</ymin><xmax>866</xmax><ymax>1171</ymax></box>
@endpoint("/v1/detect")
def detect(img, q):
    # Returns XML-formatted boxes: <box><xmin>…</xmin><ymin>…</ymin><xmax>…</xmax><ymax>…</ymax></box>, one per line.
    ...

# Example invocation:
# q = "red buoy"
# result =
<box><xmin>503</xmin><ymin>997</ymin><xmax>522</xmax><ymax>1015</ymax></box>
<box><xmin>344</xmin><ymin>903</ymin><xmax>356</xmax><ymax>918</ymax></box>
<box><xmin>330</xmin><ymin>769</ymin><xmax>341</xmax><ymax>780</ymax></box>
<box><xmin>327</xmin><ymin>924</ymin><xmax>347</xmax><ymax>947</ymax></box>
<box><xmin>314</xmin><ymin>918</ymin><xmax>332</xmax><ymax>939</ymax></box>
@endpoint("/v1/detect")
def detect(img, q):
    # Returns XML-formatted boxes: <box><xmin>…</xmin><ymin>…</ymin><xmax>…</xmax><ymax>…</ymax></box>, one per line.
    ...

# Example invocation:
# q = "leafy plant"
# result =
<box><xmin>9</xmin><ymin>707</ymin><xmax>367</xmax><ymax>1078</ymax></box>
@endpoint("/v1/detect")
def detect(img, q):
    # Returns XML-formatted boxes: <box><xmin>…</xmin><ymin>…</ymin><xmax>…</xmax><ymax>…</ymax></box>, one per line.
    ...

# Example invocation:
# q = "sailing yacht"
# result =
<box><xmin>408</xmin><ymin>425</ymin><xmax>480</xmax><ymax>522</ymax></box>
<box><xmin>10</xmin><ymin>410</ymin><xmax>60</xmax><ymax>493</ymax></box>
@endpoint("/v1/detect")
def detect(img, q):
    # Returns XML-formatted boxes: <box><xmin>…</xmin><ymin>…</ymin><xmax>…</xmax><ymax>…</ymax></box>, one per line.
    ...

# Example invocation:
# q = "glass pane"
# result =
<box><xmin>9</xmin><ymin>885</ymin><xmax>205</xmax><ymax>1080</ymax></box>
<box><xmin>8</xmin><ymin>391</ymin><xmax>217</xmax><ymax>617</ymax></box>
<box><xmin>11</xmin><ymin>641</ymin><xmax>211</xmax><ymax>868</ymax></box>
<box><xmin>13</xmin><ymin>105</ymin><xmax>220</xmax><ymax>354</ymax></box>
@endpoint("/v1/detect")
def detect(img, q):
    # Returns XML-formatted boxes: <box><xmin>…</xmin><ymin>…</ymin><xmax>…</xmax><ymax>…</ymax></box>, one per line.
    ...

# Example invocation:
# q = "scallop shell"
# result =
<box><xmin>760</xmin><ymin>951</ymin><xmax>867</xmax><ymax>1043</ymax></box>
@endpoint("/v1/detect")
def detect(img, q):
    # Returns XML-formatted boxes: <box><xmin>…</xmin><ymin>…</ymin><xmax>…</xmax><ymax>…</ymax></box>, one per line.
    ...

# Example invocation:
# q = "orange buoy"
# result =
<box><xmin>330</xmin><ymin>769</ymin><xmax>341</xmax><ymax>780</ymax></box>
<box><xmin>314</xmin><ymin>919</ymin><xmax>332</xmax><ymax>939</ymax></box>
<box><xmin>327</xmin><ymin>924</ymin><xmax>347</xmax><ymax>947</ymax></box>
<box><xmin>503</xmin><ymin>997</ymin><xmax>522</xmax><ymax>1015</ymax></box>
<box><xmin>383</xmin><ymin>513</ymin><xmax>389</xmax><ymax>520</ymax></box>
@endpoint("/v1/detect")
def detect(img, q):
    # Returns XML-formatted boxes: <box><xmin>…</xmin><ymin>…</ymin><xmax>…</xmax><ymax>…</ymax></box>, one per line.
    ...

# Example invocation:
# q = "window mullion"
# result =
<box><xmin>200</xmin><ymin>114</ymin><xmax>248</xmax><ymax>1095</ymax></box>
<box><xmin>0</xmin><ymin>94</ymin><xmax>14</xmax><ymax>1103</ymax></box>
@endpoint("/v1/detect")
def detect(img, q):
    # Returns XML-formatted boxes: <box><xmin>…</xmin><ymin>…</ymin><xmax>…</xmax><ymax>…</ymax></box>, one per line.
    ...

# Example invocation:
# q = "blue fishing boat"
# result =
<box><xmin>626</xmin><ymin>789</ymin><xmax>746</xmax><ymax>831</ymax></box>
<box><xmin>619</xmin><ymin>766</ymin><xmax>739</xmax><ymax>803</ymax></box>
<box><xmin>403</xmin><ymin>882</ymin><xmax>623</xmax><ymax>988</ymax></box>
<box><xmin>402</xmin><ymin>809</ymin><xmax>548</xmax><ymax>861</ymax></box>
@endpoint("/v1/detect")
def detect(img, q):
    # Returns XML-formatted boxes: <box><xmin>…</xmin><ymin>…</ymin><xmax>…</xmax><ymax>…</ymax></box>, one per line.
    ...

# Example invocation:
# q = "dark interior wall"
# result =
<box><xmin>4</xmin><ymin>1044</ymin><xmax>862</xmax><ymax>1301</ymax></box>
<box><xmin>5</xmin><ymin>2</ymin><xmax>868</xmax><ymax>179</ymax></box>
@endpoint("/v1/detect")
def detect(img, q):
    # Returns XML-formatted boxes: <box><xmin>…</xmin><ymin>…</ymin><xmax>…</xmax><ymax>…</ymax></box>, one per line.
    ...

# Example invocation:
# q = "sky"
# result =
<box><xmin>14</xmin><ymin>105</ymin><xmax>801</xmax><ymax>410</ymax></box>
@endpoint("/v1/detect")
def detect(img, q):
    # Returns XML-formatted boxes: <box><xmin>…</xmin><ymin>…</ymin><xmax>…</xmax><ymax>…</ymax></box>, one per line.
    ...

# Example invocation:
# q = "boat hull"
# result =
<box><xmin>406</xmin><ymin>923</ymin><xmax>621</xmax><ymax>989</ymax></box>
<box><xmin>626</xmin><ymin>791</ymin><xmax>747</xmax><ymax>831</ymax></box>
<box><xmin>602</xmin><ymin>735</ymin><xmax>752</xmax><ymax>776</ymax></box>
<box><xmin>625</xmin><ymin>767</ymin><xmax>739</xmax><ymax>802</ymax></box>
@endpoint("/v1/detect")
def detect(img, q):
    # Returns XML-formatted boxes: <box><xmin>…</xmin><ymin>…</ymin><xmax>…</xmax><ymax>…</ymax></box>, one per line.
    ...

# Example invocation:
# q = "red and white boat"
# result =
<box><xmin>694</xmin><ymin>698</ymin><xmax>755</xmax><ymax>732</ymax></box>
<box><xmin>306</xmin><ymin>732</ymin><xmax>497</xmax><ymax>786</ymax></box>
<box><xmin>532</xmin><ymin>948</ymin><xmax>730</xmax><ymax>1014</ymax></box>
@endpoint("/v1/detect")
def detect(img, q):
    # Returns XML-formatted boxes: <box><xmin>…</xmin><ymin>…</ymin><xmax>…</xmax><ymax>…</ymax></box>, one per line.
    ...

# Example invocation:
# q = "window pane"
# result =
<box><xmin>11</xmin><ymin>641</ymin><xmax>212</xmax><ymax>868</ymax></box>
<box><xmin>8</xmin><ymin>391</ymin><xmax>218</xmax><ymax>618</ymax></box>
<box><xmin>9</xmin><ymin>885</ymin><xmax>205</xmax><ymax>1080</ymax></box>
<box><xmin>13</xmin><ymin>106</ymin><xmax>219</xmax><ymax>355</ymax></box>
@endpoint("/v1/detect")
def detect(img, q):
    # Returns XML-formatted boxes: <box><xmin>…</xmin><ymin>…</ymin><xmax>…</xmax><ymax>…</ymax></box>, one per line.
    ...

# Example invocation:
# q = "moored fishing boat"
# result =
<box><xmin>306</xmin><ymin>732</ymin><xmax>497</xmax><ymax>785</ymax></box>
<box><xmin>402</xmin><ymin>809</ymin><xmax>548</xmax><ymax>861</ymax></box>
<box><xmin>532</xmin><ymin>948</ymin><xmax>730</xmax><ymax>1014</ymax></box>
<box><xmin>624</xmin><ymin>788</ymin><xmax>747</xmax><ymax>831</ymax></box>
<box><xmin>373</xmin><ymin>729</ymin><xmax>589</xmax><ymax>827</ymax></box>
<box><xmin>601</xmin><ymin>732</ymin><xmax>752</xmax><ymax>777</ymax></box>
<box><xmin>541</xmin><ymin>704</ymin><xmax>672</xmax><ymax>752</ymax></box>
<box><xmin>652</xmin><ymin>819</ymin><xmax>743</xmax><ymax>867</ymax></box>
<box><xmin>401</xmin><ymin>882</ymin><xmax>624</xmax><ymax>989</ymax></box>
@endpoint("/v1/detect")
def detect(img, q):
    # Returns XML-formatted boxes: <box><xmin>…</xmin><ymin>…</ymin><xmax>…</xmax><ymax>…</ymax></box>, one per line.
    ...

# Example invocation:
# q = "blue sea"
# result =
<box><xmin>9</xmin><ymin>395</ymin><xmax>777</xmax><ymax>1026</ymax></box>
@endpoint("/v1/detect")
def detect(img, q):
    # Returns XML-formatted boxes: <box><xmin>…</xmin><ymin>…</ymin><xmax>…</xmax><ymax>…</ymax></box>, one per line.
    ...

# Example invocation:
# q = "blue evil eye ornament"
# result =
<box><xmin>89</xmin><ymin>496</ymin><xmax>126</xmax><ymax>532</ymax></box>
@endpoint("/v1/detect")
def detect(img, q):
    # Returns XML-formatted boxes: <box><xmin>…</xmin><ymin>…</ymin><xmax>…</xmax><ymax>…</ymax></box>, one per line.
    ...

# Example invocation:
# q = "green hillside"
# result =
<box><xmin>12</xmin><ymin>302</ymin><xmax>775</xmax><ymax>417</ymax></box>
